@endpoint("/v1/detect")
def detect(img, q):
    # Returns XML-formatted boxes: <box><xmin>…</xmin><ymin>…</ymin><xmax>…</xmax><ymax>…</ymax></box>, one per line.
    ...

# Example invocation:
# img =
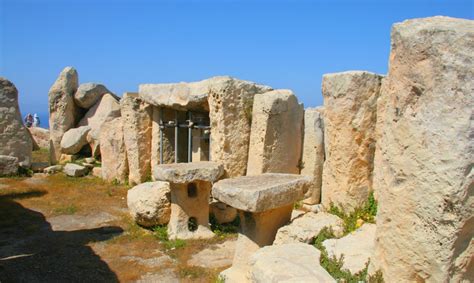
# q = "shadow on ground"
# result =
<box><xmin>0</xmin><ymin>190</ymin><xmax>123</xmax><ymax>282</ymax></box>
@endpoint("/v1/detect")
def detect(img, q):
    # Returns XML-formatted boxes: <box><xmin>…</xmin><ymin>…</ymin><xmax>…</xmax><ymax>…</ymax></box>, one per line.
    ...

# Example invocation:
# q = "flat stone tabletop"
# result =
<box><xmin>153</xmin><ymin>161</ymin><xmax>224</xmax><ymax>184</ymax></box>
<box><xmin>212</xmin><ymin>174</ymin><xmax>311</xmax><ymax>212</ymax></box>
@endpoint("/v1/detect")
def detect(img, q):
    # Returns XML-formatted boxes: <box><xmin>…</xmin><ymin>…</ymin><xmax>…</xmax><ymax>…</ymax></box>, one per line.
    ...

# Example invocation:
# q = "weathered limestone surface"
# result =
<box><xmin>48</xmin><ymin>67</ymin><xmax>80</xmax><ymax>164</ymax></box>
<box><xmin>74</xmin><ymin>83</ymin><xmax>114</xmax><ymax>109</ymax></box>
<box><xmin>99</xmin><ymin>118</ymin><xmax>128</xmax><ymax>183</ymax></box>
<box><xmin>121</xmin><ymin>92</ymin><xmax>153</xmax><ymax>185</ymax></box>
<box><xmin>78</xmin><ymin>93</ymin><xmax>121</xmax><ymax>155</ymax></box>
<box><xmin>373</xmin><ymin>17</ymin><xmax>474</xmax><ymax>282</ymax></box>
<box><xmin>323</xmin><ymin>223</ymin><xmax>376</xmax><ymax>274</ymax></box>
<box><xmin>150</xmin><ymin>107</ymin><xmax>176</xmax><ymax>176</ymax></box>
<box><xmin>246</xmin><ymin>89</ymin><xmax>304</xmax><ymax>175</ymax></box>
<box><xmin>188</xmin><ymin>239</ymin><xmax>236</xmax><ymax>269</ymax></box>
<box><xmin>210</xmin><ymin>201</ymin><xmax>237</xmax><ymax>224</ymax></box>
<box><xmin>321</xmin><ymin>71</ymin><xmax>383</xmax><ymax>211</ymax></box>
<box><xmin>248</xmin><ymin>243</ymin><xmax>335</xmax><ymax>283</ymax></box>
<box><xmin>153</xmin><ymin>161</ymin><xmax>224</xmax><ymax>184</ymax></box>
<box><xmin>212</xmin><ymin>173</ymin><xmax>311</xmax><ymax>212</ymax></box>
<box><xmin>60</xmin><ymin>126</ymin><xmax>91</xmax><ymax>154</ymax></box>
<box><xmin>43</xmin><ymin>165</ymin><xmax>62</xmax><ymax>174</ymax></box>
<box><xmin>301</xmin><ymin>107</ymin><xmax>325</xmax><ymax>204</ymax></box>
<box><xmin>127</xmin><ymin>181</ymin><xmax>171</xmax><ymax>227</ymax></box>
<box><xmin>274</xmin><ymin>212</ymin><xmax>344</xmax><ymax>245</ymax></box>
<box><xmin>207</xmin><ymin>77</ymin><xmax>272</xmax><ymax>178</ymax></box>
<box><xmin>63</xmin><ymin>163</ymin><xmax>88</xmax><ymax>177</ymax></box>
<box><xmin>0</xmin><ymin>155</ymin><xmax>19</xmax><ymax>175</ymax></box>
<box><xmin>28</xmin><ymin>127</ymin><xmax>50</xmax><ymax>149</ymax></box>
<box><xmin>0</xmin><ymin>78</ymin><xmax>32</xmax><ymax>167</ymax></box>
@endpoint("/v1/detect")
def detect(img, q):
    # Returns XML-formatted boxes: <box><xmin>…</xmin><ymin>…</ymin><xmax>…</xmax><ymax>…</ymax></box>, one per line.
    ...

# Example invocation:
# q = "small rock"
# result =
<box><xmin>63</xmin><ymin>163</ymin><xmax>88</xmax><ymax>177</ymax></box>
<box><xmin>59</xmin><ymin>154</ymin><xmax>78</xmax><ymax>164</ymax></box>
<box><xmin>44</xmin><ymin>165</ymin><xmax>63</xmax><ymax>174</ymax></box>
<box><xmin>127</xmin><ymin>181</ymin><xmax>171</xmax><ymax>227</ymax></box>
<box><xmin>323</xmin><ymin>223</ymin><xmax>376</xmax><ymax>274</ymax></box>
<box><xmin>82</xmin><ymin>163</ymin><xmax>94</xmax><ymax>169</ymax></box>
<box><xmin>210</xmin><ymin>201</ymin><xmax>237</xmax><ymax>224</ymax></box>
<box><xmin>31</xmin><ymin>162</ymin><xmax>49</xmax><ymax>173</ymax></box>
<box><xmin>84</xmin><ymin>157</ymin><xmax>96</xmax><ymax>164</ymax></box>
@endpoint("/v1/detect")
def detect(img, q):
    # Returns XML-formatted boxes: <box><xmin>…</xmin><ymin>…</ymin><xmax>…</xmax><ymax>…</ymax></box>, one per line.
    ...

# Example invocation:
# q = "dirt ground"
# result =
<box><xmin>0</xmin><ymin>151</ymin><xmax>236</xmax><ymax>282</ymax></box>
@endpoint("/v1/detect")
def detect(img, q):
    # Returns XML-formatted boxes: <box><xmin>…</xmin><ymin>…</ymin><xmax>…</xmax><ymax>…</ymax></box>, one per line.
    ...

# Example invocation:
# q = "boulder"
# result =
<box><xmin>0</xmin><ymin>155</ymin><xmax>19</xmax><ymax>176</ymax></box>
<box><xmin>28</xmin><ymin>127</ymin><xmax>50</xmax><ymax>149</ymax></box>
<box><xmin>210</xmin><ymin>201</ymin><xmax>238</xmax><ymax>224</ymax></box>
<box><xmin>31</xmin><ymin>162</ymin><xmax>49</xmax><ymax>173</ymax></box>
<box><xmin>60</xmin><ymin>126</ymin><xmax>91</xmax><ymax>154</ymax></box>
<box><xmin>246</xmin><ymin>89</ymin><xmax>304</xmax><ymax>175</ymax></box>
<box><xmin>274</xmin><ymin>212</ymin><xmax>344</xmax><ymax>245</ymax></box>
<box><xmin>248</xmin><ymin>243</ymin><xmax>335</xmax><ymax>283</ymax></box>
<box><xmin>63</xmin><ymin>163</ymin><xmax>88</xmax><ymax>177</ymax></box>
<box><xmin>48</xmin><ymin>67</ymin><xmax>81</xmax><ymax>164</ymax></box>
<box><xmin>0</xmin><ymin>78</ymin><xmax>32</xmax><ymax>167</ymax></box>
<box><xmin>74</xmin><ymin>83</ymin><xmax>114</xmax><ymax>109</ymax></box>
<box><xmin>373</xmin><ymin>17</ymin><xmax>474</xmax><ymax>282</ymax></box>
<box><xmin>127</xmin><ymin>181</ymin><xmax>171</xmax><ymax>227</ymax></box>
<box><xmin>321</xmin><ymin>71</ymin><xmax>383</xmax><ymax>211</ymax></box>
<box><xmin>121</xmin><ymin>92</ymin><xmax>152</xmax><ymax>185</ymax></box>
<box><xmin>43</xmin><ymin>165</ymin><xmax>63</xmax><ymax>174</ymax></box>
<box><xmin>207</xmin><ymin>77</ymin><xmax>273</xmax><ymax>178</ymax></box>
<box><xmin>99</xmin><ymin>117</ymin><xmax>128</xmax><ymax>183</ymax></box>
<box><xmin>323</xmin><ymin>224</ymin><xmax>376</xmax><ymax>274</ymax></box>
<box><xmin>78</xmin><ymin>93</ymin><xmax>121</xmax><ymax>155</ymax></box>
<box><xmin>301</xmin><ymin>107</ymin><xmax>325</xmax><ymax>205</ymax></box>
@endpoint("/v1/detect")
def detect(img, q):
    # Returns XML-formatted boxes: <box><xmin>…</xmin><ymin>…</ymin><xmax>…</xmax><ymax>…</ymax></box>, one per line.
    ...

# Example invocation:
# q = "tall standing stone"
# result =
<box><xmin>301</xmin><ymin>107</ymin><xmax>325</xmax><ymax>204</ymax></box>
<box><xmin>321</xmin><ymin>71</ymin><xmax>382</xmax><ymax>211</ymax></box>
<box><xmin>373</xmin><ymin>17</ymin><xmax>474</xmax><ymax>282</ymax></box>
<box><xmin>99</xmin><ymin>117</ymin><xmax>128</xmax><ymax>183</ymax></box>
<box><xmin>48</xmin><ymin>67</ymin><xmax>80</xmax><ymax>164</ymax></box>
<box><xmin>0</xmin><ymin>78</ymin><xmax>32</xmax><ymax>168</ymax></box>
<box><xmin>121</xmin><ymin>92</ymin><xmax>153</xmax><ymax>185</ymax></box>
<box><xmin>246</xmin><ymin>89</ymin><xmax>304</xmax><ymax>175</ymax></box>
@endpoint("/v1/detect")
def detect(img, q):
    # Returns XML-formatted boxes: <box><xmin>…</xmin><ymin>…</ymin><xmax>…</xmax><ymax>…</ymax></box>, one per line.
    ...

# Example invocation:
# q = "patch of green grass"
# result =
<box><xmin>53</xmin><ymin>204</ymin><xmax>78</xmax><ymax>215</ymax></box>
<box><xmin>178</xmin><ymin>266</ymin><xmax>209</xmax><ymax>279</ymax></box>
<box><xmin>328</xmin><ymin>191</ymin><xmax>378</xmax><ymax>235</ymax></box>
<box><xmin>152</xmin><ymin>225</ymin><xmax>186</xmax><ymax>249</ymax></box>
<box><xmin>214</xmin><ymin>275</ymin><xmax>225</xmax><ymax>283</ymax></box>
<box><xmin>294</xmin><ymin>200</ymin><xmax>303</xmax><ymax>209</ymax></box>
<box><xmin>210</xmin><ymin>214</ymin><xmax>240</xmax><ymax>239</ymax></box>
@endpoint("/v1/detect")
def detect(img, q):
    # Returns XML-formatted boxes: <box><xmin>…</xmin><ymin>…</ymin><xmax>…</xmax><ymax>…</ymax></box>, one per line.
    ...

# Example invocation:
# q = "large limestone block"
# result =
<box><xmin>321</xmin><ymin>71</ymin><xmax>382</xmax><ymax>211</ymax></box>
<box><xmin>248</xmin><ymin>243</ymin><xmax>335</xmax><ymax>283</ymax></box>
<box><xmin>246</xmin><ymin>89</ymin><xmax>304</xmax><ymax>175</ymax></box>
<box><xmin>48</xmin><ymin>67</ymin><xmax>81</xmax><ymax>164</ymax></box>
<box><xmin>127</xmin><ymin>181</ymin><xmax>171</xmax><ymax>227</ymax></box>
<box><xmin>74</xmin><ymin>83</ymin><xmax>114</xmax><ymax>109</ymax></box>
<box><xmin>99</xmin><ymin>117</ymin><xmax>128</xmax><ymax>183</ymax></box>
<box><xmin>0</xmin><ymin>78</ymin><xmax>32</xmax><ymax>167</ymax></box>
<box><xmin>121</xmin><ymin>92</ymin><xmax>152</xmax><ymax>185</ymax></box>
<box><xmin>28</xmin><ymin>127</ymin><xmax>50</xmax><ymax>149</ymax></box>
<box><xmin>207</xmin><ymin>77</ymin><xmax>272</xmax><ymax>178</ymax></box>
<box><xmin>153</xmin><ymin>161</ymin><xmax>224</xmax><ymax>184</ymax></box>
<box><xmin>274</xmin><ymin>212</ymin><xmax>344</xmax><ymax>245</ymax></box>
<box><xmin>301</xmin><ymin>107</ymin><xmax>325</xmax><ymax>204</ymax></box>
<box><xmin>212</xmin><ymin>174</ymin><xmax>311</xmax><ymax>213</ymax></box>
<box><xmin>373</xmin><ymin>17</ymin><xmax>474</xmax><ymax>282</ymax></box>
<box><xmin>60</xmin><ymin>126</ymin><xmax>91</xmax><ymax>154</ymax></box>
<box><xmin>78</xmin><ymin>93</ymin><xmax>121</xmax><ymax>155</ymax></box>
<box><xmin>323</xmin><ymin>223</ymin><xmax>376</xmax><ymax>274</ymax></box>
<box><xmin>0</xmin><ymin>155</ymin><xmax>19</xmax><ymax>176</ymax></box>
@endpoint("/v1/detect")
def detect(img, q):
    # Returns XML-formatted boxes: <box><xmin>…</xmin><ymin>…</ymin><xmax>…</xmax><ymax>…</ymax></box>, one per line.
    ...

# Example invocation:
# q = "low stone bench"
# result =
<box><xmin>154</xmin><ymin>161</ymin><xmax>224</xmax><ymax>240</ymax></box>
<box><xmin>212</xmin><ymin>173</ymin><xmax>311</xmax><ymax>282</ymax></box>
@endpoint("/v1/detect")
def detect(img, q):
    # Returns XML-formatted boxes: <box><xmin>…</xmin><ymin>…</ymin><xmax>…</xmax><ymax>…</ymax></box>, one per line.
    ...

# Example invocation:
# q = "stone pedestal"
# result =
<box><xmin>153</xmin><ymin>161</ymin><xmax>224</xmax><ymax>240</ymax></box>
<box><xmin>212</xmin><ymin>173</ymin><xmax>311</xmax><ymax>282</ymax></box>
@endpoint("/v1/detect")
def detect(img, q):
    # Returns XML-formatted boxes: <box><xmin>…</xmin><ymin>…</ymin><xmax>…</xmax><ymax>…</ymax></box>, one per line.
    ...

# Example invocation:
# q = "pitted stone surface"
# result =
<box><xmin>153</xmin><ymin>161</ymin><xmax>224</xmax><ymax>184</ymax></box>
<box><xmin>212</xmin><ymin>174</ymin><xmax>311</xmax><ymax>212</ymax></box>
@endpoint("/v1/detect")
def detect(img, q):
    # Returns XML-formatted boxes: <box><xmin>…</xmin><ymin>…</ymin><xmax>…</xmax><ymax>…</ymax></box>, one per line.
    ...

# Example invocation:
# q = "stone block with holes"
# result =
<box><xmin>212</xmin><ymin>173</ymin><xmax>311</xmax><ymax>282</ymax></box>
<box><xmin>153</xmin><ymin>161</ymin><xmax>224</xmax><ymax>240</ymax></box>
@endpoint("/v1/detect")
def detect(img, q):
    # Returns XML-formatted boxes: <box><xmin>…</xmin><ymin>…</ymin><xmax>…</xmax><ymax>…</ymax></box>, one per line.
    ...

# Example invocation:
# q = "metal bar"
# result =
<box><xmin>188</xmin><ymin>111</ymin><xmax>192</xmax><ymax>163</ymax></box>
<box><xmin>159</xmin><ymin>108</ymin><xmax>164</xmax><ymax>164</ymax></box>
<box><xmin>174</xmin><ymin>110</ymin><xmax>179</xmax><ymax>163</ymax></box>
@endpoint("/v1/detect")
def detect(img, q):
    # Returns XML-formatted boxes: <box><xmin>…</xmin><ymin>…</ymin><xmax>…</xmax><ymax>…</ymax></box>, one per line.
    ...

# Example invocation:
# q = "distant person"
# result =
<box><xmin>33</xmin><ymin>113</ymin><xmax>40</xmax><ymax>127</ymax></box>
<box><xmin>24</xmin><ymin>113</ymin><xmax>33</xmax><ymax>128</ymax></box>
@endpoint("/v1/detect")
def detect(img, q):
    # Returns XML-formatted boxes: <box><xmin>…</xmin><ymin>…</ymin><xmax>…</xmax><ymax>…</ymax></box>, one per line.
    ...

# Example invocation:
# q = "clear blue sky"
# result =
<box><xmin>1</xmin><ymin>0</ymin><xmax>472</xmax><ymax>127</ymax></box>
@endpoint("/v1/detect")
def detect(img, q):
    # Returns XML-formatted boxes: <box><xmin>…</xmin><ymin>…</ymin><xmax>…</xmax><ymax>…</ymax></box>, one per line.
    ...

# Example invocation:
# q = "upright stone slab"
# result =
<box><xmin>28</xmin><ymin>127</ymin><xmax>50</xmax><ymax>149</ymax></box>
<box><xmin>301</xmin><ymin>107</ymin><xmax>325</xmax><ymax>204</ymax></box>
<box><xmin>0</xmin><ymin>78</ymin><xmax>32</xmax><ymax>168</ymax></box>
<box><xmin>373</xmin><ymin>17</ymin><xmax>474</xmax><ymax>282</ymax></box>
<box><xmin>48</xmin><ymin>67</ymin><xmax>80</xmax><ymax>164</ymax></box>
<box><xmin>121</xmin><ymin>92</ymin><xmax>153</xmax><ymax>185</ymax></box>
<box><xmin>246</xmin><ymin>89</ymin><xmax>304</xmax><ymax>176</ymax></box>
<box><xmin>99</xmin><ymin>117</ymin><xmax>128</xmax><ymax>183</ymax></box>
<box><xmin>321</xmin><ymin>71</ymin><xmax>382</xmax><ymax>211</ymax></box>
